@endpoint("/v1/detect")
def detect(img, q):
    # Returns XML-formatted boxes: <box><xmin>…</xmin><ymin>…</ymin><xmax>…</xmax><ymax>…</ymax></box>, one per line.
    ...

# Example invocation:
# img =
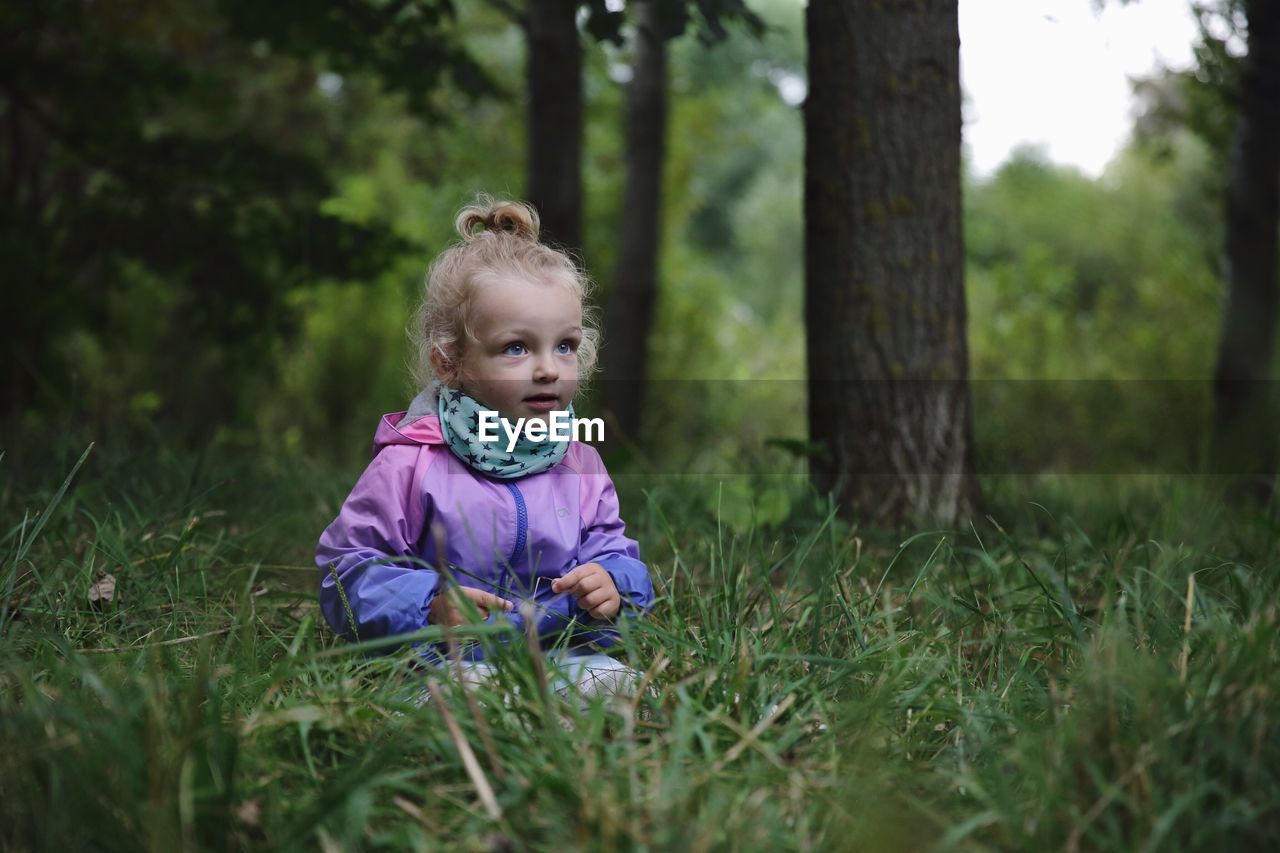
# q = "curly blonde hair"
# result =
<box><xmin>409</xmin><ymin>194</ymin><xmax>600</xmax><ymax>391</ymax></box>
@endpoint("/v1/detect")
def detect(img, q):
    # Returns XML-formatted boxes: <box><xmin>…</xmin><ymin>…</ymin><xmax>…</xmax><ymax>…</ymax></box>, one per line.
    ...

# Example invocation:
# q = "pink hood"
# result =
<box><xmin>371</xmin><ymin>412</ymin><xmax>444</xmax><ymax>454</ymax></box>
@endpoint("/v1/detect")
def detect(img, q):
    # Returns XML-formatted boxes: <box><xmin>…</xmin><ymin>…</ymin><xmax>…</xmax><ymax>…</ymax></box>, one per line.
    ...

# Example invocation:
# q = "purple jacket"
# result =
<box><xmin>316</xmin><ymin>411</ymin><xmax>653</xmax><ymax>652</ymax></box>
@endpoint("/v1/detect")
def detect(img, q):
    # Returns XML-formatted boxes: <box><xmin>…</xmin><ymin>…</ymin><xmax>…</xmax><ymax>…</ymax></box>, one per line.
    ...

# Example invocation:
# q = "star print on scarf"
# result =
<box><xmin>435</xmin><ymin>381</ymin><xmax>572</xmax><ymax>479</ymax></box>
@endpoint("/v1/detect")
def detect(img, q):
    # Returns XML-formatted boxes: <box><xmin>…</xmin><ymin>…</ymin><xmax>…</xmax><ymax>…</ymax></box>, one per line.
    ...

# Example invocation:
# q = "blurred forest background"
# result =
<box><xmin>1</xmin><ymin>0</ymin><xmax>1272</xmax><ymax>507</ymax></box>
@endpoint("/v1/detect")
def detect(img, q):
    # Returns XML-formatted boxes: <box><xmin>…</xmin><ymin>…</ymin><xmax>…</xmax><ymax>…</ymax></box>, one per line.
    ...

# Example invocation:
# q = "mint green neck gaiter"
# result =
<box><xmin>435</xmin><ymin>382</ymin><xmax>572</xmax><ymax>479</ymax></box>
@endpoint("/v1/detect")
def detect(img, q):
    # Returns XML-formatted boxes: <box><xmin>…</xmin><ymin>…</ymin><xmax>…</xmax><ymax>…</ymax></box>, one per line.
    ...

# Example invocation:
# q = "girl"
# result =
<box><xmin>315</xmin><ymin>196</ymin><xmax>653</xmax><ymax>699</ymax></box>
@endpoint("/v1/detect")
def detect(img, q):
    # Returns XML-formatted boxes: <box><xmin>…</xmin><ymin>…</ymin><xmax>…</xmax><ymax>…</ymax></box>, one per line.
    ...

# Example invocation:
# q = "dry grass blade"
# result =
<box><xmin>1179</xmin><ymin>572</ymin><xmax>1196</xmax><ymax>684</ymax></box>
<box><xmin>713</xmin><ymin>693</ymin><xmax>796</xmax><ymax>771</ymax></box>
<box><xmin>79</xmin><ymin>626</ymin><xmax>233</xmax><ymax>655</ymax></box>
<box><xmin>426</xmin><ymin>681</ymin><xmax>503</xmax><ymax>821</ymax></box>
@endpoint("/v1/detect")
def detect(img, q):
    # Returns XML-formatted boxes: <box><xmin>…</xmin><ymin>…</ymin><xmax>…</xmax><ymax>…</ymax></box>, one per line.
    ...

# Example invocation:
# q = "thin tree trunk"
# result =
<box><xmin>601</xmin><ymin>2</ymin><xmax>667</xmax><ymax>445</ymax></box>
<box><xmin>804</xmin><ymin>0</ymin><xmax>980</xmax><ymax>526</ymax></box>
<box><xmin>1210</xmin><ymin>0</ymin><xmax>1280</xmax><ymax>501</ymax></box>
<box><xmin>525</xmin><ymin>0</ymin><xmax>583</xmax><ymax>255</ymax></box>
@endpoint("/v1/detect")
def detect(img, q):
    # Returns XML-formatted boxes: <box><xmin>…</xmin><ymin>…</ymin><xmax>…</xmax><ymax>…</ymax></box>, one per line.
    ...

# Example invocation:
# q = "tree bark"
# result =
<box><xmin>525</xmin><ymin>0</ymin><xmax>584</xmax><ymax>255</ymax></box>
<box><xmin>601</xmin><ymin>1</ymin><xmax>667</xmax><ymax>445</ymax></box>
<box><xmin>1210</xmin><ymin>0</ymin><xmax>1280</xmax><ymax>500</ymax></box>
<box><xmin>804</xmin><ymin>0</ymin><xmax>980</xmax><ymax>526</ymax></box>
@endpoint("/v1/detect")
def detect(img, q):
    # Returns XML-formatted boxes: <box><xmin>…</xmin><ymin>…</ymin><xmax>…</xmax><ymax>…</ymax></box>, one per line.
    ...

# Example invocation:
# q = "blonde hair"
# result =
<box><xmin>409</xmin><ymin>194</ymin><xmax>600</xmax><ymax>391</ymax></box>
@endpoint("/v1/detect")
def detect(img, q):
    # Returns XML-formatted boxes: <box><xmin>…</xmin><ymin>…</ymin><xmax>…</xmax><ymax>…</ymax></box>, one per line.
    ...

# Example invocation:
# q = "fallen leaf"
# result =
<box><xmin>235</xmin><ymin>799</ymin><xmax>261</xmax><ymax>828</ymax></box>
<box><xmin>88</xmin><ymin>574</ymin><xmax>117</xmax><ymax>607</ymax></box>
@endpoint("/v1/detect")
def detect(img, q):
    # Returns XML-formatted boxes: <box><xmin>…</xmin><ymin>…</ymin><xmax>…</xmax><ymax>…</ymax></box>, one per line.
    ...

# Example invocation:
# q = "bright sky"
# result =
<box><xmin>959</xmin><ymin>0</ymin><xmax>1201</xmax><ymax>179</ymax></box>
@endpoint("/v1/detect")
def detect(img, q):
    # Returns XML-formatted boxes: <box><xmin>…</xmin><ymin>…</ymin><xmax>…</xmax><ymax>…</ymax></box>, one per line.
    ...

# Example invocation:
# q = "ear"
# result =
<box><xmin>429</xmin><ymin>345</ymin><xmax>457</xmax><ymax>386</ymax></box>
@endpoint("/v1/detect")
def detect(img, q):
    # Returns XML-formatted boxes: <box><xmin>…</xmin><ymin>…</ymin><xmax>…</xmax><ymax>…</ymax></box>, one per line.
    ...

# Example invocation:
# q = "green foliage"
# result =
<box><xmin>1</xmin><ymin>0</ymin><xmax>486</xmax><ymax>435</ymax></box>
<box><xmin>3</xmin><ymin>0</ymin><xmax>1246</xmax><ymax>489</ymax></box>
<box><xmin>1129</xmin><ymin>0</ymin><xmax>1246</xmax><ymax>169</ymax></box>
<box><xmin>257</xmin><ymin>270</ymin><xmax>419</xmax><ymax>458</ymax></box>
<box><xmin>614</xmin><ymin>0</ymin><xmax>807</xmax><ymax>474</ymax></box>
<box><xmin>966</xmin><ymin>142</ymin><xmax>1221</xmax><ymax>381</ymax></box>
<box><xmin>258</xmin><ymin>0</ymin><xmax>807</xmax><ymax>463</ymax></box>
<box><xmin>218</xmin><ymin>0</ymin><xmax>500</xmax><ymax>116</ymax></box>
<box><xmin>963</xmin><ymin>139</ymin><xmax>1225</xmax><ymax>475</ymax></box>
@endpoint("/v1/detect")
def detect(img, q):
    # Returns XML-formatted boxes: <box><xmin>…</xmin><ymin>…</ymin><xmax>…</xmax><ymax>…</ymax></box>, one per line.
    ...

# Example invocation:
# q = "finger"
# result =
<box><xmin>441</xmin><ymin>591</ymin><xmax>482</xmax><ymax>621</ymax></box>
<box><xmin>464</xmin><ymin>588</ymin><xmax>515</xmax><ymax>611</ymax></box>
<box><xmin>570</xmin><ymin>574</ymin><xmax>604</xmax><ymax>597</ymax></box>
<box><xmin>551</xmin><ymin>567</ymin><xmax>583</xmax><ymax>592</ymax></box>
<box><xmin>443</xmin><ymin>595</ymin><xmax>467</xmax><ymax>622</ymax></box>
<box><xmin>556</xmin><ymin>563</ymin><xmax>607</xmax><ymax>591</ymax></box>
<box><xmin>451</xmin><ymin>590</ymin><xmax>485</xmax><ymax>618</ymax></box>
<box><xmin>458</xmin><ymin>587</ymin><xmax>514</xmax><ymax>613</ymax></box>
<box><xmin>579</xmin><ymin>588</ymin><xmax>614</xmax><ymax>611</ymax></box>
<box><xmin>588</xmin><ymin>598</ymin><xmax>620</xmax><ymax>620</ymax></box>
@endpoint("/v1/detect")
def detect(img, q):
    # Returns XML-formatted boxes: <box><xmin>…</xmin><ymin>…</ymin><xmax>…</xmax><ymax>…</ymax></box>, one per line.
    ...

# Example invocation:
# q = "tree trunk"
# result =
<box><xmin>601</xmin><ymin>1</ymin><xmax>667</xmax><ymax>445</ymax></box>
<box><xmin>525</xmin><ymin>0</ymin><xmax>583</xmax><ymax>255</ymax></box>
<box><xmin>1210</xmin><ymin>0</ymin><xmax>1280</xmax><ymax>501</ymax></box>
<box><xmin>803</xmin><ymin>0</ymin><xmax>980</xmax><ymax>526</ymax></box>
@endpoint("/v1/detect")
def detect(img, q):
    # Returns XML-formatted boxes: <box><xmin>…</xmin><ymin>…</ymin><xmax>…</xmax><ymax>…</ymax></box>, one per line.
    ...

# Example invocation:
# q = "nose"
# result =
<box><xmin>532</xmin><ymin>350</ymin><xmax>559</xmax><ymax>383</ymax></box>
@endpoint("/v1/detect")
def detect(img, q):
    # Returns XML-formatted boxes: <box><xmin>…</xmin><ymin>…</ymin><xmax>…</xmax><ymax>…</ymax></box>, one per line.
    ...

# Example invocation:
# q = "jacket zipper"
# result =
<box><xmin>504</xmin><ymin>482</ymin><xmax>528</xmax><ymax>570</ymax></box>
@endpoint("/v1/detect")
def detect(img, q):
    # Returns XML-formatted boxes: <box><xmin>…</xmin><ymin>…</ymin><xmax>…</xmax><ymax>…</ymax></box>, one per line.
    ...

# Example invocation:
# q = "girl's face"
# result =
<box><xmin>454</xmin><ymin>274</ymin><xmax>582</xmax><ymax>423</ymax></box>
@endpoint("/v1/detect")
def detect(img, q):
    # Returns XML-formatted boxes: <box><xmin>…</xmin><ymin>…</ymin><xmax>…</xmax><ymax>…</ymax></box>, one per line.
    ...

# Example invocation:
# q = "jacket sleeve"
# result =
<box><xmin>575</xmin><ymin>446</ymin><xmax>654</xmax><ymax>616</ymax></box>
<box><xmin>315</xmin><ymin>444</ymin><xmax>439</xmax><ymax>642</ymax></box>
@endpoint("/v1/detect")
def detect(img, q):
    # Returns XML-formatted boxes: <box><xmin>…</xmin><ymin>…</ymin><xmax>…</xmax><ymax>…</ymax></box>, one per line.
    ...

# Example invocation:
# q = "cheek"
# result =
<box><xmin>461</xmin><ymin>352</ymin><xmax>509</xmax><ymax>382</ymax></box>
<box><xmin>477</xmin><ymin>376</ymin><xmax>524</xmax><ymax>406</ymax></box>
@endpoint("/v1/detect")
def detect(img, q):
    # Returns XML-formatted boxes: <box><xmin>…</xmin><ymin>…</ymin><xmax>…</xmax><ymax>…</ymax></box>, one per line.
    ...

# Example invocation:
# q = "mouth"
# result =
<box><xmin>522</xmin><ymin>393</ymin><xmax>560</xmax><ymax>411</ymax></box>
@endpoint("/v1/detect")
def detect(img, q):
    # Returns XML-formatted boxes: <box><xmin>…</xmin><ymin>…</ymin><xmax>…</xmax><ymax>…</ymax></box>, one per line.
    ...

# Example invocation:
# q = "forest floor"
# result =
<box><xmin>2</xmin><ymin>435</ymin><xmax>1278</xmax><ymax>850</ymax></box>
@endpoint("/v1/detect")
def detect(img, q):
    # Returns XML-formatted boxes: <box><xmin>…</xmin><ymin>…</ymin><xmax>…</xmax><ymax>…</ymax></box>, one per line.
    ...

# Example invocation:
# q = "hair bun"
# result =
<box><xmin>455</xmin><ymin>195</ymin><xmax>541</xmax><ymax>243</ymax></box>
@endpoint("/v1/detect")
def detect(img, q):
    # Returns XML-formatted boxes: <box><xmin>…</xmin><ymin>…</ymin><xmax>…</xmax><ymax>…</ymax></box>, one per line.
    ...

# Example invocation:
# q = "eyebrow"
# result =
<box><xmin>491</xmin><ymin>326</ymin><xmax>582</xmax><ymax>340</ymax></box>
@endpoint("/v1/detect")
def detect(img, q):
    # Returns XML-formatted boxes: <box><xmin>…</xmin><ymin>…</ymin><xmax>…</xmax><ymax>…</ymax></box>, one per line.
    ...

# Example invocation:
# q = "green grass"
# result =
<box><xmin>1</xmin><ymin>435</ymin><xmax>1278</xmax><ymax>850</ymax></box>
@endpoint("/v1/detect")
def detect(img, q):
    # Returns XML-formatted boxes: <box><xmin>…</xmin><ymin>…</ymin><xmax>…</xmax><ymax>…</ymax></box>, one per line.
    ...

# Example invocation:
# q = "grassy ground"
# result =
<box><xmin>2</xmin><ymin>434</ymin><xmax>1278</xmax><ymax>851</ymax></box>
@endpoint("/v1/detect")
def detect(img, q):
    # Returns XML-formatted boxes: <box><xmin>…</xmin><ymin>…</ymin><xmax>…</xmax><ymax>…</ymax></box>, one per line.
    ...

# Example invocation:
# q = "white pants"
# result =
<box><xmin>419</xmin><ymin>651</ymin><xmax>642</xmax><ymax>711</ymax></box>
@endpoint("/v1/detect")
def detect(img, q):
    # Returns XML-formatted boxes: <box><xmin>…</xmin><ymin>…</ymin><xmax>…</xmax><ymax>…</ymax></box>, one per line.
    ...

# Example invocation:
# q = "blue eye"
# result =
<box><xmin>555</xmin><ymin>341</ymin><xmax>575</xmax><ymax>356</ymax></box>
<box><xmin>503</xmin><ymin>342</ymin><xmax>527</xmax><ymax>356</ymax></box>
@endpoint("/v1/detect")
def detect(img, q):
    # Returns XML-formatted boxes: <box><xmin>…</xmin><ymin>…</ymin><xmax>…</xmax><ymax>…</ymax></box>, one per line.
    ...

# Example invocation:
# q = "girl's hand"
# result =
<box><xmin>428</xmin><ymin>585</ymin><xmax>514</xmax><ymax>626</ymax></box>
<box><xmin>551</xmin><ymin>562</ymin><xmax>621</xmax><ymax>620</ymax></box>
